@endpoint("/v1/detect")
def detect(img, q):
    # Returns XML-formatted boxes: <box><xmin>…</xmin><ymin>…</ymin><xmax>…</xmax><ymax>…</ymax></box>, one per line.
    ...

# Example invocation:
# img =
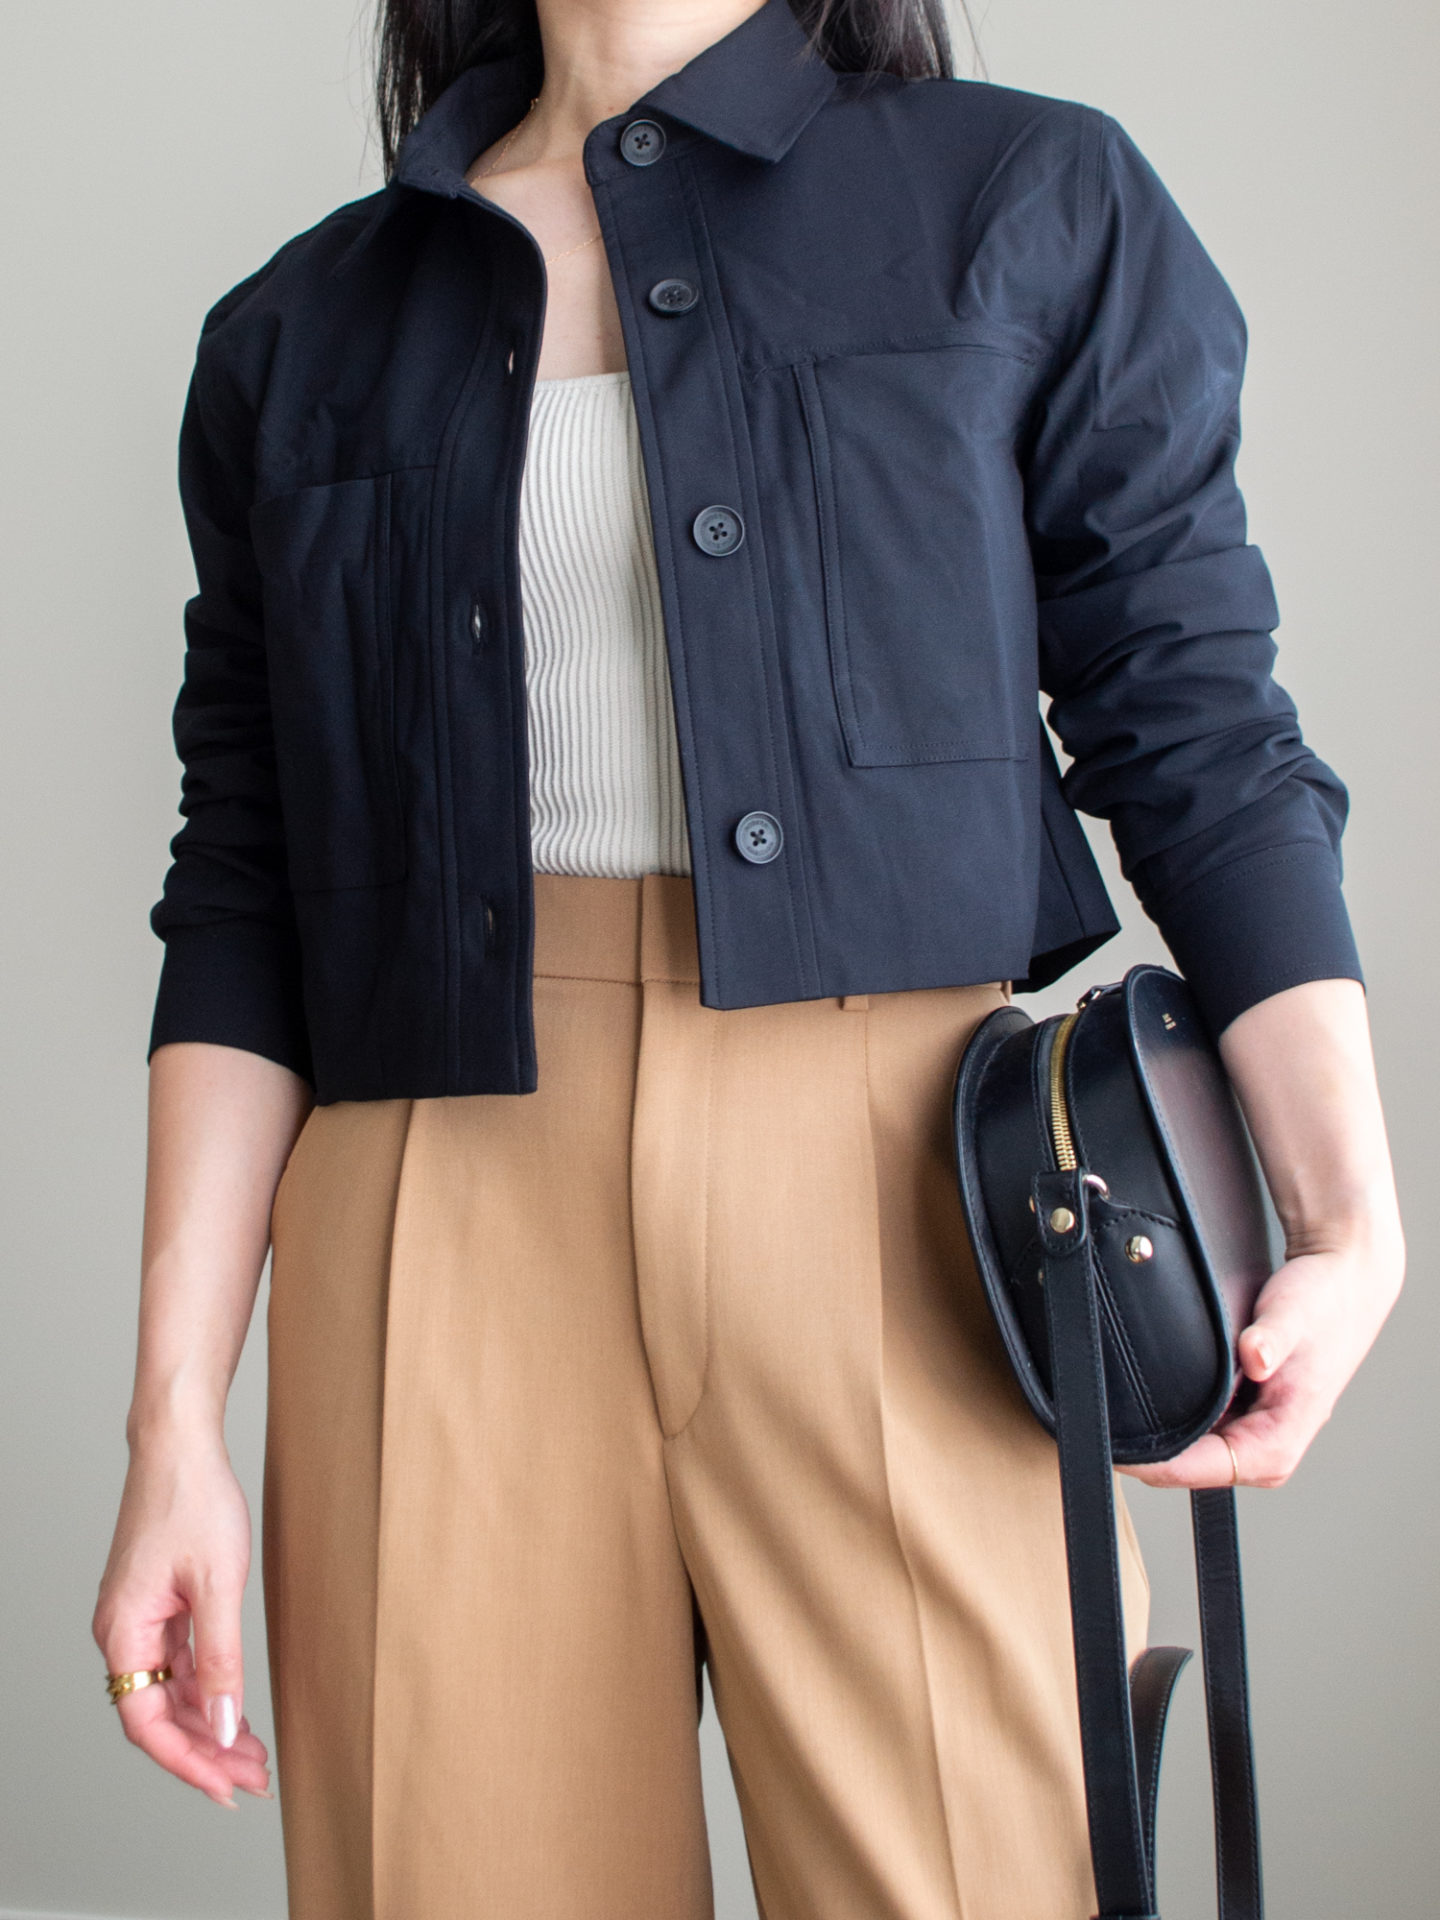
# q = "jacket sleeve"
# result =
<box><xmin>146</xmin><ymin>314</ymin><xmax>313</xmax><ymax>1084</ymax></box>
<box><xmin>1024</xmin><ymin>109</ymin><xmax>1362</xmax><ymax>1038</ymax></box>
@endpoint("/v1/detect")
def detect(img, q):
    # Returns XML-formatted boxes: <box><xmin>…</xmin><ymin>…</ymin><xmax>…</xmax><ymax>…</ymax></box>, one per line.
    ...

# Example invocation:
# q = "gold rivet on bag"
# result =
<box><xmin>1049</xmin><ymin>1207</ymin><xmax>1076</xmax><ymax>1233</ymax></box>
<box><xmin>1125</xmin><ymin>1234</ymin><xmax>1154</xmax><ymax>1264</ymax></box>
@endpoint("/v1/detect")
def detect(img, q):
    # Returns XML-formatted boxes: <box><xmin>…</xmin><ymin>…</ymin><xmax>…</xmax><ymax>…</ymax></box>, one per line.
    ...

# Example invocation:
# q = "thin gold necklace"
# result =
<box><xmin>472</xmin><ymin>95</ymin><xmax>605</xmax><ymax>265</ymax></box>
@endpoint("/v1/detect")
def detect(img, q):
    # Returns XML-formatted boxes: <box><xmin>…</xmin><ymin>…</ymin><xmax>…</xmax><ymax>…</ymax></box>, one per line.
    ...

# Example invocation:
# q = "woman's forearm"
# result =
<box><xmin>127</xmin><ymin>1042</ymin><xmax>313</xmax><ymax>1450</ymax></box>
<box><xmin>1125</xmin><ymin>976</ymin><xmax>1404</xmax><ymax>1489</ymax></box>
<box><xmin>1219</xmin><ymin>978</ymin><xmax>1403</xmax><ymax>1269</ymax></box>
<box><xmin>92</xmin><ymin>1040</ymin><xmax>304</xmax><ymax>1804</ymax></box>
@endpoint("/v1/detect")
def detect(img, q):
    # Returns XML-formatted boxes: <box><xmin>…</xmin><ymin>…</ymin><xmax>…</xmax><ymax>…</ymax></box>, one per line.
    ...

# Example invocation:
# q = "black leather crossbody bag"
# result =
<box><xmin>951</xmin><ymin>963</ymin><xmax>1272</xmax><ymax>1920</ymax></box>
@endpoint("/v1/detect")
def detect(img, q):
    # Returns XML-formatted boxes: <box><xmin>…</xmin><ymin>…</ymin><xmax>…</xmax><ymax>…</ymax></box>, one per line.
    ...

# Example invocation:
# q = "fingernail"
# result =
<box><xmin>209</xmin><ymin>1694</ymin><xmax>238</xmax><ymax>1749</ymax></box>
<box><xmin>1252</xmin><ymin>1338</ymin><xmax>1274</xmax><ymax>1373</ymax></box>
<box><xmin>211</xmin><ymin>1792</ymin><xmax>239</xmax><ymax>1809</ymax></box>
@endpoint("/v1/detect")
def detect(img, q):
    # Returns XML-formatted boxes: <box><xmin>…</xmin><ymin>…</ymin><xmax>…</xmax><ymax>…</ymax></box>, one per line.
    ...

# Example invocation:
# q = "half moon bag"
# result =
<box><xmin>951</xmin><ymin>963</ymin><xmax>1272</xmax><ymax>1920</ymax></box>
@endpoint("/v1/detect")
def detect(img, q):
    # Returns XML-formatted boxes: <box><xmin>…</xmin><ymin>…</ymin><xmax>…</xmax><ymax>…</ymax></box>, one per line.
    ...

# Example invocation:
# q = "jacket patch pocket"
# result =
<box><xmin>794</xmin><ymin>347</ymin><xmax>1035</xmax><ymax>768</ymax></box>
<box><xmin>250</xmin><ymin>473</ymin><xmax>407</xmax><ymax>891</ymax></box>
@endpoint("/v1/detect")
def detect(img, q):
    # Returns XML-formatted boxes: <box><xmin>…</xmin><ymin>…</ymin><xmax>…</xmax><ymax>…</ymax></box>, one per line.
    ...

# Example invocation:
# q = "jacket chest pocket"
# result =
<box><xmin>793</xmin><ymin>345</ymin><xmax>1037</xmax><ymax>768</ymax></box>
<box><xmin>250</xmin><ymin>473</ymin><xmax>407</xmax><ymax>891</ymax></box>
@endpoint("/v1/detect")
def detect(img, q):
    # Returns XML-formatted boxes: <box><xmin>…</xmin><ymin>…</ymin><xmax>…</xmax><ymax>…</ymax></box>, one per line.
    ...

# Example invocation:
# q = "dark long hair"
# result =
<box><xmin>373</xmin><ymin>0</ymin><xmax>976</xmax><ymax>179</ymax></box>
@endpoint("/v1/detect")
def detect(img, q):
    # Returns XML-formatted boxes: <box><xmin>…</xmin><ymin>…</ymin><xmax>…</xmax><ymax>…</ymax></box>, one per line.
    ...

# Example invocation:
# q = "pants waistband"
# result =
<box><xmin>531</xmin><ymin>872</ymin><xmax>703</xmax><ymax>986</ymax></box>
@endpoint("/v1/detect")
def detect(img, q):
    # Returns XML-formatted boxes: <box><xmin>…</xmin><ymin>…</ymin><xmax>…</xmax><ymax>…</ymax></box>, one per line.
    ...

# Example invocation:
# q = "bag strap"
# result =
<box><xmin>1192</xmin><ymin>1487</ymin><xmax>1265</xmax><ymax>1919</ymax></box>
<box><xmin>1033</xmin><ymin>1168</ymin><xmax>1264</xmax><ymax>1920</ymax></box>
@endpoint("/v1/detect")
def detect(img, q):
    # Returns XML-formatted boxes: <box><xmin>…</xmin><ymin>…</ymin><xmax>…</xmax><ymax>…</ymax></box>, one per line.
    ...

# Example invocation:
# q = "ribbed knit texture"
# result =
<box><xmin>518</xmin><ymin>368</ymin><xmax>692</xmax><ymax>878</ymax></box>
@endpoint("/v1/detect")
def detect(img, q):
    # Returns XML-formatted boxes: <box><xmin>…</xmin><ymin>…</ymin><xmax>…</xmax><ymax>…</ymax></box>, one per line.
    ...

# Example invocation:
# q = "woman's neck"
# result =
<box><xmin>522</xmin><ymin>0</ymin><xmax>768</xmax><ymax>161</ymax></box>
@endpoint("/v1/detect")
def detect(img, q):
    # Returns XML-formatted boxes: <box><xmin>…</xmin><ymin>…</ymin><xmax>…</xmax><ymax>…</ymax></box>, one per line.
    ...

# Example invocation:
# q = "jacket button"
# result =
<box><xmin>692</xmin><ymin>504</ymin><xmax>745</xmax><ymax>555</ymax></box>
<box><xmin>648</xmin><ymin>277</ymin><xmax>698</xmax><ymax>315</ymax></box>
<box><xmin>619</xmin><ymin>119</ymin><xmax>666</xmax><ymax>165</ymax></box>
<box><xmin>734</xmin><ymin>811</ymin><xmax>784</xmax><ymax>864</ymax></box>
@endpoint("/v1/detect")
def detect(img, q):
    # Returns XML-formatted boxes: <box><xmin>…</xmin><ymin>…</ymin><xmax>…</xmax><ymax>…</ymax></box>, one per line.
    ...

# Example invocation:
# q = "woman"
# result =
<box><xmin>94</xmin><ymin>0</ymin><xmax>1404</xmax><ymax>1914</ymax></box>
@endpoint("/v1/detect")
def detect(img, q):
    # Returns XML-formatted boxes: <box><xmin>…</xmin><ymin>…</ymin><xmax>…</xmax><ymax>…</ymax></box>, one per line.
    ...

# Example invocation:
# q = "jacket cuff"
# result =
<box><xmin>1148</xmin><ymin>841</ymin><xmax>1364</xmax><ymax>1039</ymax></box>
<box><xmin>148</xmin><ymin>919</ymin><xmax>314</xmax><ymax>1086</ymax></box>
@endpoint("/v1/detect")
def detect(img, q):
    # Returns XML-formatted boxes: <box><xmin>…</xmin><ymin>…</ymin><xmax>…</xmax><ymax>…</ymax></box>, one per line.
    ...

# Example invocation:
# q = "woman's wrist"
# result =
<box><xmin>126</xmin><ymin>1377</ymin><xmax>230</xmax><ymax>1455</ymax></box>
<box><xmin>1279</xmin><ymin>1197</ymin><xmax>1405</xmax><ymax>1268</ymax></box>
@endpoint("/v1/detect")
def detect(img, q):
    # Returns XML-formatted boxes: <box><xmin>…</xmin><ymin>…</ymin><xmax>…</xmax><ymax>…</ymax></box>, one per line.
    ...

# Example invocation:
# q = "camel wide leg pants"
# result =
<box><xmin>263</xmin><ymin>872</ymin><xmax>1149</xmax><ymax>1920</ymax></box>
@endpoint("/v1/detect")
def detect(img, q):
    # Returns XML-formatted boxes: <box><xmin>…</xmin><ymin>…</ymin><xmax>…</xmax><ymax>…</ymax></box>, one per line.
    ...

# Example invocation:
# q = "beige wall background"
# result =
<box><xmin>1</xmin><ymin>1</ymin><xmax>1435</xmax><ymax>1915</ymax></box>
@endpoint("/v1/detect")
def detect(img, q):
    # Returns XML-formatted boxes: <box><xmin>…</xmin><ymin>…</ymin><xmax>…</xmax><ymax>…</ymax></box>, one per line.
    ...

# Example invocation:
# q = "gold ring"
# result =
<box><xmin>1220</xmin><ymin>1432</ymin><xmax>1241</xmax><ymax>1487</ymax></box>
<box><xmin>105</xmin><ymin>1665</ymin><xmax>173</xmax><ymax>1704</ymax></box>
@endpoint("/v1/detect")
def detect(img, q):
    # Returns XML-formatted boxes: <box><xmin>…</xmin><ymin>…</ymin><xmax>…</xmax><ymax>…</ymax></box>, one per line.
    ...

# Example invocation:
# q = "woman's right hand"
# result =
<box><xmin>92</xmin><ymin>1423</ymin><xmax>273</xmax><ymax>1808</ymax></box>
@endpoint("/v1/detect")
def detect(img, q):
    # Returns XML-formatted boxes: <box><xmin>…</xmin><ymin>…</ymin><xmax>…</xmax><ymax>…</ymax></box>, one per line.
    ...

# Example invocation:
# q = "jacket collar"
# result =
<box><xmin>394</xmin><ymin>0</ymin><xmax>838</xmax><ymax>195</ymax></box>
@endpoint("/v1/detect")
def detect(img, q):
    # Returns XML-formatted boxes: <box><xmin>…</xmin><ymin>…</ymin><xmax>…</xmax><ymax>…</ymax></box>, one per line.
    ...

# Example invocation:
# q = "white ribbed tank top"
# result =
<box><xmin>517</xmin><ymin>367</ymin><xmax>692</xmax><ymax>878</ymax></box>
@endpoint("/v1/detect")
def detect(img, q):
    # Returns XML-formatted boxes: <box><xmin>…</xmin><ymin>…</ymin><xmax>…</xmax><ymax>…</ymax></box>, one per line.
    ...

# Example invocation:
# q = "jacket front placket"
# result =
<box><xmin>391</xmin><ymin>14</ymin><xmax>838</xmax><ymax>1089</ymax></box>
<box><xmin>579</xmin><ymin>118</ymin><xmax>822</xmax><ymax>1012</ymax></box>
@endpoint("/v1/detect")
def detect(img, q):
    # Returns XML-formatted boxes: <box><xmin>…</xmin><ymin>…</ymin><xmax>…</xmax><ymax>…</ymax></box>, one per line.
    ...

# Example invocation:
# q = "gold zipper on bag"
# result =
<box><xmin>1048</xmin><ymin>1012</ymin><xmax>1079</xmax><ymax>1171</ymax></box>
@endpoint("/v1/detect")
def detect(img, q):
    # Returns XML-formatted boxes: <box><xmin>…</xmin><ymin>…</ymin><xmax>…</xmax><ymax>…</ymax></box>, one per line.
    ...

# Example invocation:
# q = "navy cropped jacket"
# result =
<box><xmin>148</xmin><ymin>0</ymin><xmax>1361</xmax><ymax>1102</ymax></box>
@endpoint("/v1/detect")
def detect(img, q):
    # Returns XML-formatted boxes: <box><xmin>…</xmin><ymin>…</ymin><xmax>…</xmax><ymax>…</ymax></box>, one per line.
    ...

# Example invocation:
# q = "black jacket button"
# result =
<box><xmin>648</xmin><ymin>277</ymin><xmax>699</xmax><ymax>315</ymax></box>
<box><xmin>734</xmin><ymin>811</ymin><xmax>784</xmax><ymax>864</ymax></box>
<box><xmin>692</xmin><ymin>505</ymin><xmax>745</xmax><ymax>555</ymax></box>
<box><xmin>619</xmin><ymin>119</ymin><xmax>666</xmax><ymax>165</ymax></box>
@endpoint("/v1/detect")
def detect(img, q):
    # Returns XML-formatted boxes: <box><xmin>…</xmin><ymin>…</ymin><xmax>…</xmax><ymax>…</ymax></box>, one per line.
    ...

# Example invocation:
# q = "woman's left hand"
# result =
<box><xmin>1120</xmin><ymin>1227</ymin><xmax>1404</xmax><ymax>1489</ymax></box>
<box><xmin>1118</xmin><ymin>976</ymin><xmax>1405</xmax><ymax>1492</ymax></box>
